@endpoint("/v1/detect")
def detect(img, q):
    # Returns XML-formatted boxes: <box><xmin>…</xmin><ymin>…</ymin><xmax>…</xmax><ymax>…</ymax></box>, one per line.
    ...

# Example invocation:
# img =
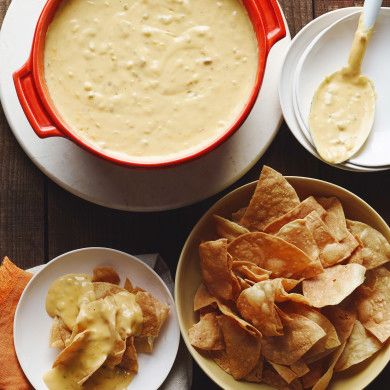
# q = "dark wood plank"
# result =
<box><xmin>315</xmin><ymin>0</ymin><xmax>390</xmax><ymax>16</ymax></box>
<box><xmin>0</xmin><ymin>2</ymin><xmax>45</xmax><ymax>269</ymax></box>
<box><xmin>0</xmin><ymin>0</ymin><xmax>10</xmax><ymax>17</ymax></box>
<box><xmin>279</xmin><ymin>0</ymin><xmax>313</xmax><ymax>37</ymax></box>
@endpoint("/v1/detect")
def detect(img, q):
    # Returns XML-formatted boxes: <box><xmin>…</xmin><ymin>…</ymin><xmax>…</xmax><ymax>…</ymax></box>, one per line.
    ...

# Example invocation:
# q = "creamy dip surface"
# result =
<box><xmin>44</xmin><ymin>0</ymin><xmax>258</xmax><ymax>163</ymax></box>
<box><xmin>308</xmin><ymin>14</ymin><xmax>376</xmax><ymax>164</ymax></box>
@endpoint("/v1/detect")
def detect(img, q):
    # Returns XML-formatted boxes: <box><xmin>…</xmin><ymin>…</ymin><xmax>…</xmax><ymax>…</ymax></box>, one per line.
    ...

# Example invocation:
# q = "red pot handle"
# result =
<box><xmin>13</xmin><ymin>59</ymin><xmax>64</xmax><ymax>138</ymax></box>
<box><xmin>255</xmin><ymin>0</ymin><xmax>286</xmax><ymax>52</ymax></box>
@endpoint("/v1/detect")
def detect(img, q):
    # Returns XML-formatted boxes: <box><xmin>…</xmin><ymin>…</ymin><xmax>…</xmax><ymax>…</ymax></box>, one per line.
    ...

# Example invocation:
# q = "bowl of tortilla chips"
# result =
<box><xmin>175</xmin><ymin>166</ymin><xmax>390</xmax><ymax>390</ymax></box>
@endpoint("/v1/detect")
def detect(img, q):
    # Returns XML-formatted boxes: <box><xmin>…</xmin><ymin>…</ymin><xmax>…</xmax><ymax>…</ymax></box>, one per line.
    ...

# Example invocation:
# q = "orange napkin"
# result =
<box><xmin>0</xmin><ymin>257</ymin><xmax>33</xmax><ymax>390</ymax></box>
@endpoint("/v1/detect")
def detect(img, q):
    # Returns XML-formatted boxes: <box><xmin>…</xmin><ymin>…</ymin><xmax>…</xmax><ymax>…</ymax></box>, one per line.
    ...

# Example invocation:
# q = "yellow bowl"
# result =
<box><xmin>175</xmin><ymin>176</ymin><xmax>390</xmax><ymax>390</ymax></box>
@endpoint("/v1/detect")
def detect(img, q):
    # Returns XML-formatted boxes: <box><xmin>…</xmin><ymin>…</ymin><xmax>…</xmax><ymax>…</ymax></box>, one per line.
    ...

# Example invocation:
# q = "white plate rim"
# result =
<box><xmin>13</xmin><ymin>247</ymin><xmax>180</xmax><ymax>390</ymax></box>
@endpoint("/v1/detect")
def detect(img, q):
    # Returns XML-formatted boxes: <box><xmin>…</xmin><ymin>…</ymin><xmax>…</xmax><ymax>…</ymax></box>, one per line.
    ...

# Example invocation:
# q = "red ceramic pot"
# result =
<box><xmin>13</xmin><ymin>0</ymin><xmax>286</xmax><ymax>168</ymax></box>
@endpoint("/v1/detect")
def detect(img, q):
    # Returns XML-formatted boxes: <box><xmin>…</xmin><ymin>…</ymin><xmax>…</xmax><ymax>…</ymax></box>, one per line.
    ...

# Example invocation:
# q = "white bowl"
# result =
<box><xmin>279</xmin><ymin>7</ymin><xmax>388</xmax><ymax>172</ymax></box>
<box><xmin>294</xmin><ymin>9</ymin><xmax>390</xmax><ymax>168</ymax></box>
<box><xmin>175</xmin><ymin>176</ymin><xmax>390</xmax><ymax>390</ymax></box>
<box><xmin>14</xmin><ymin>247</ymin><xmax>180</xmax><ymax>390</ymax></box>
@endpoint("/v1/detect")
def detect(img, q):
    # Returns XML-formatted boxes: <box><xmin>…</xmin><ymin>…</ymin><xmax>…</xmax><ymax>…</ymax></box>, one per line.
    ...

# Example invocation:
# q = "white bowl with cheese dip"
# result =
<box><xmin>13</xmin><ymin>0</ymin><xmax>286</xmax><ymax>168</ymax></box>
<box><xmin>294</xmin><ymin>9</ymin><xmax>390</xmax><ymax>169</ymax></box>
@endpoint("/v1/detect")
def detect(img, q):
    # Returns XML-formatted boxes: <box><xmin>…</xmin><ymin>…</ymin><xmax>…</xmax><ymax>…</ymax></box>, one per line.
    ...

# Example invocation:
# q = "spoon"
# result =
<box><xmin>308</xmin><ymin>0</ymin><xmax>382</xmax><ymax>164</ymax></box>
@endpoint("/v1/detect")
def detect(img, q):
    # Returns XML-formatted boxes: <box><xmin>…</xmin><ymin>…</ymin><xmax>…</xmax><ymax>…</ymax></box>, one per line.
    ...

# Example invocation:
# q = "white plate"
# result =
<box><xmin>14</xmin><ymin>247</ymin><xmax>180</xmax><ymax>390</ymax></box>
<box><xmin>295</xmin><ymin>9</ymin><xmax>390</xmax><ymax>168</ymax></box>
<box><xmin>0</xmin><ymin>0</ymin><xmax>290</xmax><ymax>212</ymax></box>
<box><xmin>279</xmin><ymin>7</ymin><xmax>388</xmax><ymax>172</ymax></box>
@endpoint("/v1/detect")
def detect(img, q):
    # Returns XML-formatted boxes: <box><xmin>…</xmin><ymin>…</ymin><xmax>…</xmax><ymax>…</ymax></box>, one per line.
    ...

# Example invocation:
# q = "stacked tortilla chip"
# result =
<box><xmin>189</xmin><ymin>166</ymin><xmax>390</xmax><ymax>389</ymax></box>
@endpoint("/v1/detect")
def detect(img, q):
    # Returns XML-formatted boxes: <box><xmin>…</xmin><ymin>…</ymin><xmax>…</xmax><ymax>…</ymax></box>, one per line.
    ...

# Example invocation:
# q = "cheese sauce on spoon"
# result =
<box><xmin>308</xmin><ymin>14</ymin><xmax>376</xmax><ymax>164</ymax></box>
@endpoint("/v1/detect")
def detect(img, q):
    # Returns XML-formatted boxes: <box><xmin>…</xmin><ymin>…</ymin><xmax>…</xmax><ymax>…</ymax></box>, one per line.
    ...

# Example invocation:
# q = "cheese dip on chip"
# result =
<box><xmin>44</xmin><ymin>0</ymin><xmax>258</xmax><ymax>163</ymax></box>
<box><xmin>43</xmin><ymin>267</ymin><xmax>169</xmax><ymax>389</ymax></box>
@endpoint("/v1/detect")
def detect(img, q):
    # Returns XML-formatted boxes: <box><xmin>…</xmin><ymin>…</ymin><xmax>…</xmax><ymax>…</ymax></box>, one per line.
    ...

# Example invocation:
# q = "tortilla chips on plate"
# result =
<box><xmin>188</xmin><ymin>166</ymin><xmax>390</xmax><ymax>389</ymax></box>
<box><xmin>44</xmin><ymin>267</ymin><xmax>169</xmax><ymax>389</ymax></box>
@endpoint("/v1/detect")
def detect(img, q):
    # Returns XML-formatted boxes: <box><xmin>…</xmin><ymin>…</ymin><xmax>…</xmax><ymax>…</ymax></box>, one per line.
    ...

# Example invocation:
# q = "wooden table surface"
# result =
<box><xmin>1</xmin><ymin>0</ymin><xmax>389</xmax><ymax>389</ymax></box>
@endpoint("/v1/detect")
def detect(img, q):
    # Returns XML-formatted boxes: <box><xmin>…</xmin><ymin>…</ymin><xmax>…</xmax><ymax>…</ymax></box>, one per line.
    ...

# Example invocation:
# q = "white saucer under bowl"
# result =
<box><xmin>294</xmin><ymin>9</ymin><xmax>390</xmax><ymax>168</ymax></box>
<box><xmin>0</xmin><ymin>0</ymin><xmax>290</xmax><ymax>211</ymax></box>
<box><xmin>279</xmin><ymin>7</ymin><xmax>388</xmax><ymax>172</ymax></box>
<box><xmin>14</xmin><ymin>247</ymin><xmax>180</xmax><ymax>390</ymax></box>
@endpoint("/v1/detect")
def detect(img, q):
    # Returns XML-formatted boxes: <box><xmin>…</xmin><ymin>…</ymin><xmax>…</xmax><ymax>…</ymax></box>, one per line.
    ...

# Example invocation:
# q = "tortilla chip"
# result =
<box><xmin>194</xmin><ymin>284</ymin><xmax>217</xmax><ymax>311</ymax></box>
<box><xmin>232</xmin><ymin>207</ymin><xmax>246</xmax><ymax>223</ymax></box>
<box><xmin>243</xmin><ymin>357</ymin><xmax>264</xmax><ymax>383</ymax></box>
<box><xmin>276</xmin><ymin>219</ymin><xmax>320</xmax><ymax>261</ymax></box>
<box><xmin>61</xmin><ymin>299</ymin><xmax>119</xmax><ymax>383</ymax></box>
<box><xmin>235</xmin><ymin>266</ymin><xmax>270</xmax><ymax>283</ymax></box>
<box><xmin>136</xmin><ymin>291</ymin><xmax>169</xmax><ymax>337</ymax></box>
<box><xmin>240</xmin><ymin>166</ymin><xmax>300</xmax><ymax>231</ymax></box>
<box><xmin>189</xmin><ymin>313</ymin><xmax>224</xmax><ymax>351</ymax></box>
<box><xmin>316</xmin><ymin>197</ymin><xmax>349</xmax><ymax>241</ymax></box>
<box><xmin>192</xmin><ymin>284</ymin><xmax>261</xmax><ymax>337</ymax></box>
<box><xmin>330</xmin><ymin>233</ymin><xmax>360</xmax><ymax>265</ymax></box>
<box><xmin>347</xmin><ymin>240</ymin><xmax>364</xmax><ymax>265</ymax></box>
<box><xmin>322</xmin><ymin>301</ymin><xmax>357</xmax><ymax>344</ymax></box>
<box><xmin>282</xmin><ymin>303</ymin><xmax>340</xmax><ymax>362</ymax></box>
<box><xmin>290</xmin><ymin>360</ymin><xmax>310</xmax><ymax>377</ymax></box>
<box><xmin>105</xmin><ymin>338</ymin><xmax>126</xmax><ymax>368</ymax></box>
<box><xmin>270</xmin><ymin>362</ymin><xmax>298</xmax><ymax>384</ymax></box>
<box><xmin>244</xmin><ymin>278</ymin><xmax>256</xmax><ymax>286</ymax></box>
<box><xmin>199</xmin><ymin>239</ymin><xmax>240</xmax><ymax>301</ymax></box>
<box><xmin>302</xmin><ymin>264</ymin><xmax>366</xmax><ymax>308</ymax></box>
<box><xmin>312</xmin><ymin>343</ymin><xmax>346</xmax><ymax>390</ymax></box>
<box><xmin>335</xmin><ymin>320</ymin><xmax>382</xmax><ymax>371</ymax></box>
<box><xmin>218</xmin><ymin>302</ymin><xmax>261</xmax><ymax>338</ymax></box>
<box><xmin>124</xmin><ymin>278</ymin><xmax>134</xmax><ymax>293</ymax></box>
<box><xmin>52</xmin><ymin>329</ymin><xmax>108</xmax><ymax>384</ymax></box>
<box><xmin>301</xmin><ymin>359</ymin><xmax>324</xmax><ymax>389</ymax></box>
<box><xmin>228</xmin><ymin>232</ymin><xmax>323</xmax><ymax>279</ymax></box>
<box><xmin>53</xmin><ymin>330</ymin><xmax>90</xmax><ymax>367</ymax></box>
<box><xmin>134</xmin><ymin>336</ymin><xmax>154</xmax><ymax>354</ymax></box>
<box><xmin>232</xmin><ymin>260</ymin><xmax>271</xmax><ymax>283</ymax></box>
<box><xmin>356</xmin><ymin>267</ymin><xmax>390</xmax><ymax>343</ymax></box>
<box><xmin>305</xmin><ymin>211</ymin><xmax>358</xmax><ymax>267</ymax></box>
<box><xmin>264</xmin><ymin>196</ymin><xmax>326</xmax><ymax>234</ymax></box>
<box><xmin>262</xmin><ymin>365</ymin><xmax>303</xmax><ymax>390</ymax></box>
<box><xmin>237</xmin><ymin>279</ymin><xmax>307</xmax><ymax>336</ymax></box>
<box><xmin>237</xmin><ymin>281</ymin><xmax>282</xmax><ymax>336</ymax></box>
<box><xmin>347</xmin><ymin>220</ymin><xmax>390</xmax><ymax>269</ymax></box>
<box><xmin>93</xmin><ymin>282</ymin><xmax>125</xmax><ymax>300</ymax></box>
<box><xmin>214</xmin><ymin>215</ymin><xmax>249</xmax><ymax>242</ymax></box>
<box><xmin>214</xmin><ymin>315</ymin><xmax>261</xmax><ymax>379</ymax></box>
<box><xmin>237</xmin><ymin>276</ymin><xmax>252</xmax><ymax>290</ymax></box>
<box><xmin>92</xmin><ymin>266</ymin><xmax>120</xmax><ymax>285</ymax></box>
<box><xmin>261</xmin><ymin>310</ymin><xmax>326</xmax><ymax>365</ymax></box>
<box><xmin>119</xmin><ymin>337</ymin><xmax>138</xmax><ymax>373</ymax></box>
<box><xmin>199</xmin><ymin>305</ymin><xmax>218</xmax><ymax>318</ymax></box>
<box><xmin>50</xmin><ymin>316</ymin><xmax>71</xmax><ymax>349</ymax></box>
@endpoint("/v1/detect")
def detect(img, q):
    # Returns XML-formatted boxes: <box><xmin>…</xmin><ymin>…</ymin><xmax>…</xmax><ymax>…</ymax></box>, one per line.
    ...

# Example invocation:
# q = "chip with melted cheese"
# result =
<box><xmin>44</xmin><ymin>267</ymin><xmax>169</xmax><ymax>389</ymax></box>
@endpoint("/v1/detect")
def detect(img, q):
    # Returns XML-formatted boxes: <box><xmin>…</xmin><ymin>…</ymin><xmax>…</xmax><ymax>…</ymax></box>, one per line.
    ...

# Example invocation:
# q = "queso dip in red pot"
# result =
<box><xmin>14</xmin><ymin>0</ymin><xmax>285</xmax><ymax>168</ymax></box>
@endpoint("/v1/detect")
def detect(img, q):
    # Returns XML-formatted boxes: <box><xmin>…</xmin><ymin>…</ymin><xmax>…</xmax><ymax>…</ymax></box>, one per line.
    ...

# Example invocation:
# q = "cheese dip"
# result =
<box><xmin>308</xmin><ymin>14</ymin><xmax>376</xmax><ymax>164</ymax></box>
<box><xmin>43</xmin><ymin>273</ymin><xmax>143</xmax><ymax>389</ymax></box>
<box><xmin>44</xmin><ymin>0</ymin><xmax>258</xmax><ymax>163</ymax></box>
